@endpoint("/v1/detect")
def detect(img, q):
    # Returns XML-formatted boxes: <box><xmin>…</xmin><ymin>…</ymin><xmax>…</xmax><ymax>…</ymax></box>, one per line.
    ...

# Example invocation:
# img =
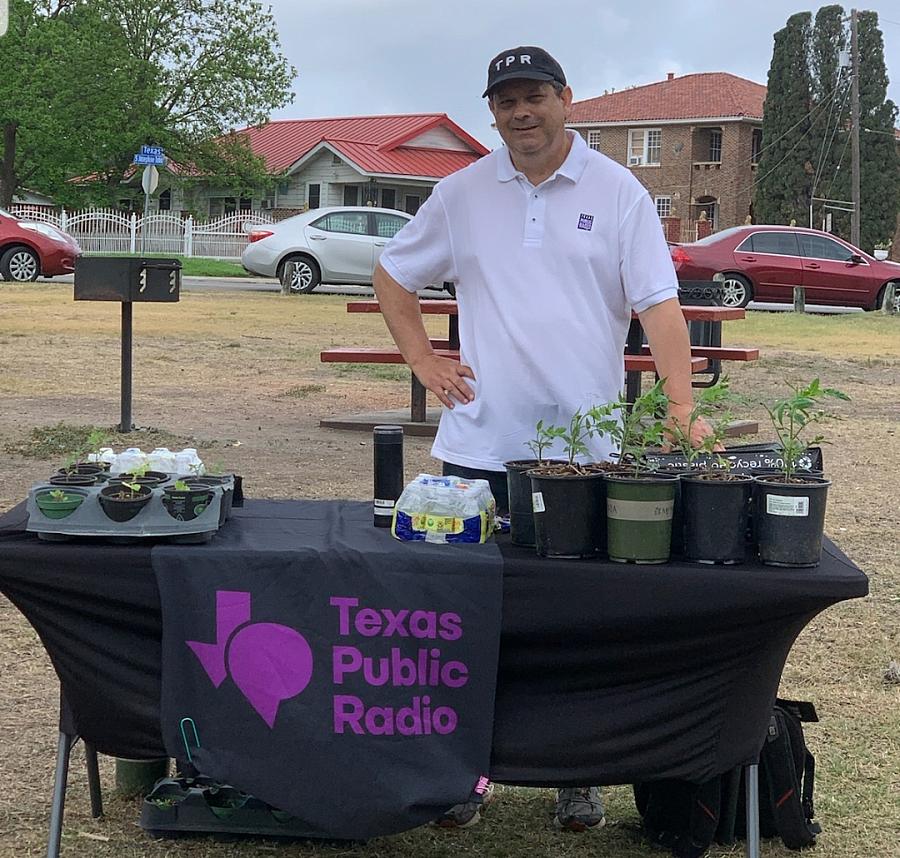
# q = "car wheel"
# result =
<box><xmin>720</xmin><ymin>273</ymin><xmax>752</xmax><ymax>308</ymax></box>
<box><xmin>874</xmin><ymin>282</ymin><xmax>900</xmax><ymax>313</ymax></box>
<box><xmin>279</xmin><ymin>255</ymin><xmax>320</xmax><ymax>294</ymax></box>
<box><xmin>0</xmin><ymin>246</ymin><xmax>41</xmax><ymax>282</ymax></box>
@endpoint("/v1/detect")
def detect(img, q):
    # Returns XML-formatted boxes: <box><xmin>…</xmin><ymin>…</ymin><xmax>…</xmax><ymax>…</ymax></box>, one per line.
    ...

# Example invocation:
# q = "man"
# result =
<box><xmin>374</xmin><ymin>46</ymin><xmax>713</xmax><ymax>830</ymax></box>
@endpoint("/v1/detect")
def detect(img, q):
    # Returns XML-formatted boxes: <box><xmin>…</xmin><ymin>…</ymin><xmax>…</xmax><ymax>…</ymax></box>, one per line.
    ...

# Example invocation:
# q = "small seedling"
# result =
<box><xmin>524</xmin><ymin>419</ymin><xmax>563</xmax><ymax>463</ymax></box>
<box><xmin>668</xmin><ymin>377</ymin><xmax>742</xmax><ymax>472</ymax></box>
<box><xmin>120</xmin><ymin>481</ymin><xmax>142</xmax><ymax>494</ymax></box>
<box><xmin>763</xmin><ymin>378</ymin><xmax>849</xmax><ymax>481</ymax></box>
<box><xmin>173</xmin><ymin>479</ymin><xmax>191</xmax><ymax>492</ymax></box>
<box><xmin>593</xmin><ymin>378</ymin><xmax>670</xmax><ymax>476</ymax></box>
<box><xmin>48</xmin><ymin>489</ymin><xmax>68</xmax><ymax>502</ymax></box>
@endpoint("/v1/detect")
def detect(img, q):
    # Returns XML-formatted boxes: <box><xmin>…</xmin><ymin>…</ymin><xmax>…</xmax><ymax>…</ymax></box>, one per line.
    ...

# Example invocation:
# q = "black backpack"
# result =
<box><xmin>634</xmin><ymin>699</ymin><xmax>821</xmax><ymax>856</ymax></box>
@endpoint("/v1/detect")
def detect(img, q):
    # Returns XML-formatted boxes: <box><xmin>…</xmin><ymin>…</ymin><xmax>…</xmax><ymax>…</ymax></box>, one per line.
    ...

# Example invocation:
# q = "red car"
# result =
<box><xmin>0</xmin><ymin>208</ymin><xmax>81</xmax><ymax>282</ymax></box>
<box><xmin>671</xmin><ymin>225</ymin><xmax>900</xmax><ymax>311</ymax></box>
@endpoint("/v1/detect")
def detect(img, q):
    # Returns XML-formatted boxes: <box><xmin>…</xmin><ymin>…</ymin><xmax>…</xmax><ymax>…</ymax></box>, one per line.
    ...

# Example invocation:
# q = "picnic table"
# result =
<box><xmin>320</xmin><ymin>300</ymin><xmax>758</xmax><ymax>435</ymax></box>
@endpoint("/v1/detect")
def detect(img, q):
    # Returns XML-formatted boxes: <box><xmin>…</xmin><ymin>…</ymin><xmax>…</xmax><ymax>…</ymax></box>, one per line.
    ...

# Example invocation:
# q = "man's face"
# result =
<box><xmin>489</xmin><ymin>79</ymin><xmax>572</xmax><ymax>160</ymax></box>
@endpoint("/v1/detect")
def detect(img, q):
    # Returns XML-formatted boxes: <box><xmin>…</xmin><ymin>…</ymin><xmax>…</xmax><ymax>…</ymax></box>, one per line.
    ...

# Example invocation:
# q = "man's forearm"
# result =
<box><xmin>638</xmin><ymin>297</ymin><xmax>694</xmax><ymax>420</ymax></box>
<box><xmin>373</xmin><ymin>264</ymin><xmax>434</xmax><ymax>368</ymax></box>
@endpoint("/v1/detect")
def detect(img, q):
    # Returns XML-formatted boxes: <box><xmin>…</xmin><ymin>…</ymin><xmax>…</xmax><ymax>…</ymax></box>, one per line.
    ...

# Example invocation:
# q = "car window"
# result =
<box><xmin>373</xmin><ymin>213</ymin><xmax>408</xmax><ymax>239</ymax></box>
<box><xmin>310</xmin><ymin>212</ymin><xmax>369</xmax><ymax>235</ymax></box>
<box><xmin>743</xmin><ymin>232</ymin><xmax>801</xmax><ymax>256</ymax></box>
<box><xmin>797</xmin><ymin>233</ymin><xmax>854</xmax><ymax>261</ymax></box>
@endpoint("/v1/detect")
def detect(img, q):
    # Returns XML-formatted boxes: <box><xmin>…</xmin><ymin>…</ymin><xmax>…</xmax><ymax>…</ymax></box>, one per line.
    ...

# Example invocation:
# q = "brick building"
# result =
<box><xmin>567</xmin><ymin>72</ymin><xmax>765</xmax><ymax>241</ymax></box>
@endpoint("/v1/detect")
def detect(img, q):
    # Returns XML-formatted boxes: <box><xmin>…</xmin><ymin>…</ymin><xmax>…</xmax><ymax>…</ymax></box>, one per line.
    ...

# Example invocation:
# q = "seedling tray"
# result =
<box><xmin>26</xmin><ymin>475</ymin><xmax>233</xmax><ymax>542</ymax></box>
<box><xmin>140</xmin><ymin>777</ymin><xmax>346</xmax><ymax>841</ymax></box>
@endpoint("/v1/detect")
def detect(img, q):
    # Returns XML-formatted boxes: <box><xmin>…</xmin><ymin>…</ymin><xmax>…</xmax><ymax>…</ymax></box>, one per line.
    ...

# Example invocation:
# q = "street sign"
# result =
<box><xmin>141</xmin><ymin>165</ymin><xmax>159</xmax><ymax>196</ymax></box>
<box><xmin>140</xmin><ymin>145</ymin><xmax>164</xmax><ymax>157</ymax></box>
<box><xmin>133</xmin><ymin>153</ymin><xmax>166</xmax><ymax>166</ymax></box>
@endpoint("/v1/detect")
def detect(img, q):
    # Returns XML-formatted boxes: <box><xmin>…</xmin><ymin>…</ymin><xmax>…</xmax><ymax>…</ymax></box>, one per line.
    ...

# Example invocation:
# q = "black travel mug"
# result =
<box><xmin>373</xmin><ymin>425</ymin><xmax>404</xmax><ymax>527</ymax></box>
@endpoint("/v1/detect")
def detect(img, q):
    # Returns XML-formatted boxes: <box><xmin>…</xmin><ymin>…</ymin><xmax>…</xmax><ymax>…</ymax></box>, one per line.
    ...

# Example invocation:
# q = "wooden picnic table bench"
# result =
<box><xmin>320</xmin><ymin>299</ymin><xmax>758</xmax><ymax>436</ymax></box>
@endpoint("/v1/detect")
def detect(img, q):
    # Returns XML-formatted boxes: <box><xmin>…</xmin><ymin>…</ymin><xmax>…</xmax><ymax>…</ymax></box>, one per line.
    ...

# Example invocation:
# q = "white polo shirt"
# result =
<box><xmin>379</xmin><ymin>131</ymin><xmax>678</xmax><ymax>470</ymax></box>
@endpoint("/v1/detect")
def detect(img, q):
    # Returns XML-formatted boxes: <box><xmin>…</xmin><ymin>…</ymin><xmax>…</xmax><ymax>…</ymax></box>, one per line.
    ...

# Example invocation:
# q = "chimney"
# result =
<box><xmin>667</xmin><ymin>72</ymin><xmax>675</xmax><ymax>81</ymax></box>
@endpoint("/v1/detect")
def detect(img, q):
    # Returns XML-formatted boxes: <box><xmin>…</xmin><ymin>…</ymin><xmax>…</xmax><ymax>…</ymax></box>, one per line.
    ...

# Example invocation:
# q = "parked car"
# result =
<box><xmin>241</xmin><ymin>206</ymin><xmax>418</xmax><ymax>294</ymax></box>
<box><xmin>0</xmin><ymin>208</ymin><xmax>81</xmax><ymax>281</ymax></box>
<box><xmin>670</xmin><ymin>225</ymin><xmax>900</xmax><ymax>311</ymax></box>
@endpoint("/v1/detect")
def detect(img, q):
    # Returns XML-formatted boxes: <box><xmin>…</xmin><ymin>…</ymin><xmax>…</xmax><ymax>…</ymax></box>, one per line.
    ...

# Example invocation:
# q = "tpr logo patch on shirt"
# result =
<box><xmin>577</xmin><ymin>213</ymin><xmax>594</xmax><ymax>231</ymax></box>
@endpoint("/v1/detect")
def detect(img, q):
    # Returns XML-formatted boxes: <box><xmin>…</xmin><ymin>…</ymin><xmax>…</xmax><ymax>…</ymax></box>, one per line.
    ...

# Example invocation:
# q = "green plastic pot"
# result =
<box><xmin>115</xmin><ymin>757</ymin><xmax>170</xmax><ymax>797</ymax></box>
<box><xmin>605</xmin><ymin>473</ymin><xmax>678</xmax><ymax>563</ymax></box>
<box><xmin>35</xmin><ymin>489</ymin><xmax>87</xmax><ymax>519</ymax></box>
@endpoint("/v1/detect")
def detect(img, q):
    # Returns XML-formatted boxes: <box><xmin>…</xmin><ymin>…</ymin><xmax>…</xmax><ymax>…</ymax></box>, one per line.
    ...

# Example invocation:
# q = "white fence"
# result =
<box><xmin>8</xmin><ymin>206</ymin><xmax>277</xmax><ymax>260</ymax></box>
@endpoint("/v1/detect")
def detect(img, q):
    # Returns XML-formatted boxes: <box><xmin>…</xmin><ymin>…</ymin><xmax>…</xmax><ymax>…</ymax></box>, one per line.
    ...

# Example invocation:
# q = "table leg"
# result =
<box><xmin>745</xmin><ymin>763</ymin><xmax>761</xmax><ymax>858</ymax></box>
<box><xmin>625</xmin><ymin>318</ymin><xmax>643</xmax><ymax>404</ymax></box>
<box><xmin>84</xmin><ymin>742</ymin><xmax>103</xmax><ymax>818</ymax></box>
<box><xmin>449</xmin><ymin>316</ymin><xmax>459</xmax><ymax>350</ymax></box>
<box><xmin>411</xmin><ymin>373</ymin><xmax>426</xmax><ymax>423</ymax></box>
<box><xmin>47</xmin><ymin>732</ymin><xmax>78</xmax><ymax>858</ymax></box>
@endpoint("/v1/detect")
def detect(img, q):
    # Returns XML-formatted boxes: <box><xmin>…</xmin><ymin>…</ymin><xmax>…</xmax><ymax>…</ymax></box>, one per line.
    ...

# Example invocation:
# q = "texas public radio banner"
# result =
<box><xmin>152</xmin><ymin>505</ymin><xmax>503</xmax><ymax>839</ymax></box>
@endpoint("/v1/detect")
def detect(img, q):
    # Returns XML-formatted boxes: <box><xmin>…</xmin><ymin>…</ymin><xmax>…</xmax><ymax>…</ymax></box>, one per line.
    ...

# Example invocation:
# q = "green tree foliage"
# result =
<box><xmin>855</xmin><ymin>11</ymin><xmax>900</xmax><ymax>252</ymax></box>
<box><xmin>0</xmin><ymin>0</ymin><xmax>136</xmax><ymax>208</ymax></box>
<box><xmin>1</xmin><ymin>0</ymin><xmax>295</xmax><ymax>207</ymax></box>
<box><xmin>754</xmin><ymin>13</ymin><xmax>816</xmax><ymax>226</ymax></box>
<box><xmin>758</xmin><ymin>6</ymin><xmax>899</xmax><ymax>253</ymax></box>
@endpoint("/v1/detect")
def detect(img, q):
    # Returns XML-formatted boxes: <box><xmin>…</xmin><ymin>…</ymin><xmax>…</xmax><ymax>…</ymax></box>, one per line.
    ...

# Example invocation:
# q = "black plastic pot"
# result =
<box><xmin>49</xmin><ymin>472</ymin><xmax>100</xmax><ymax>487</ymax></box>
<box><xmin>605</xmin><ymin>473</ymin><xmax>678</xmax><ymax>564</ymax></box>
<box><xmin>680</xmin><ymin>473</ymin><xmax>753</xmax><ymax>564</ymax></box>
<box><xmin>504</xmin><ymin>459</ymin><xmax>564</xmax><ymax>547</ymax></box>
<box><xmin>114</xmin><ymin>470</ymin><xmax>170</xmax><ymax>487</ymax></box>
<box><xmin>162</xmin><ymin>486</ymin><xmax>214</xmax><ymax>521</ymax></box>
<box><xmin>754</xmin><ymin>476</ymin><xmax>831</xmax><ymax>567</ymax></box>
<box><xmin>98</xmin><ymin>483</ymin><xmax>153</xmax><ymax>522</ymax></box>
<box><xmin>57</xmin><ymin>463</ymin><xmax>105</xmax><ymax>477</ymax></box>
<box><xmin>529</xmin><ymin>467</ymin><xmax>606</xmax><ymax>558</ymax></box>
<box><xmin>186</xmin><ymin>477</ymin><xmax>233</xmax><ymax>524</ymax></box>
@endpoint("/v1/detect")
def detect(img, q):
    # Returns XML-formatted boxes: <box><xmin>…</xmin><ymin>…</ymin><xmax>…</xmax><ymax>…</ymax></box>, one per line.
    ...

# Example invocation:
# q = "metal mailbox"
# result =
<box><xmin>74</xmin><ymin>256</ymin><xmax>181</xmax><ymax>302</ymax></box>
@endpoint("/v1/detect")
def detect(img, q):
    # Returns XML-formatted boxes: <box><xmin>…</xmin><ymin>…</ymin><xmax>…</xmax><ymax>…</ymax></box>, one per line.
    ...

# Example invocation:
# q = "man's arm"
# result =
<box><xmin>373</xmin><ymin>264</ymin><xmax>474</xmax><ymax>409</ymax></box>
<box><xmin>638</xmin><ymin>297</ymin><xmax>714</xmax><ymax>447</ymax></box>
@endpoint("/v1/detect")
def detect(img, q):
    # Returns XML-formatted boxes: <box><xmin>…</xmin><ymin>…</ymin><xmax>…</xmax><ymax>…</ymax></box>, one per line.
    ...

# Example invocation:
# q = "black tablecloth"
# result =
<box><xmin>0</xmin><ymin>500</ymin><xmax>868</xmax><ymax>788</ymax></box>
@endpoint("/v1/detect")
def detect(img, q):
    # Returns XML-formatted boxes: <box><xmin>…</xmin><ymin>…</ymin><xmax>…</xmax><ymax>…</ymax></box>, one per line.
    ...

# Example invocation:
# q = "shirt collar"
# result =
<box><xmin>495</xmin><ymin>130</ymin><xmax>589</xmax><ymax>185</ymax></box>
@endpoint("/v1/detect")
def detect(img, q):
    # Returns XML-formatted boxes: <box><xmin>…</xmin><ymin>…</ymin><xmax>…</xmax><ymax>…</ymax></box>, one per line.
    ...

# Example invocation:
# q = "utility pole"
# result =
<box><xmin>850</xmin><ymin>8</ymin><xmax>861</xmax><ymax>247</ymax></box>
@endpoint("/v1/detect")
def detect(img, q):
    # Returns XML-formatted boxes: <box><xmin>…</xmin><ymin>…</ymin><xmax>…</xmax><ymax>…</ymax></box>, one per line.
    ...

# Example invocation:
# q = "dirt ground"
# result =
<box><xmin>0</xmin><ymin>284</ymin><xmax>897</xmax><ymax>857</ymax></box>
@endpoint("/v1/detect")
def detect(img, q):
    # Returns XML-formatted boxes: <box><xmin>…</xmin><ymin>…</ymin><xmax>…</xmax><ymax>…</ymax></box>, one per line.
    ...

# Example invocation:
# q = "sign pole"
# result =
<box><xmin>120</xmin><ymin>158</ymin><xmax>161</xmax><ymax>432</ymax></box>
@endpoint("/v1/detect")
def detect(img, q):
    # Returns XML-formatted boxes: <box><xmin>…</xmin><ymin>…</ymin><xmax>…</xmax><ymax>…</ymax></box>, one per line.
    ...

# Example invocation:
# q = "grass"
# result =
<box><xmin>84</xmin><ymin>252</ymin><xmax>249</xmax><ymax>278</ymax></box>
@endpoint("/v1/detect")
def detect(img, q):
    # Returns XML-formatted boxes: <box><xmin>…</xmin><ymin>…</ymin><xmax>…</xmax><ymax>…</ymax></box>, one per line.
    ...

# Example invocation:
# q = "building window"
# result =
<box><xmin>308</xmin><ymin>183</ymin><xmax>320</xmax><ymax>209</ymax></box>
<box><xmin>209</xmin><ymin>197</ymin><xmax>237</xmax><ymax>217</ymax></box>
<box><xmin>751</xmin><ymin>129</ymin><xmax>763</xmax><ymax>165</ymax></box>
<box><xmin>709</xmin><ymin>129</ymin><xmax>722</xmax><ymax>163</ymax></box>
<box><xmin>655</xmin><ymin>196</ymin><xmax>672</xmax><ymax>218</ymax></box>
<box><xmin>381</xmin><ymin>188</ymin><xmax>396</xmax><ymax>209</ymax></box>
<box><xmin>332</xmin><ymin>153</ymin><xmax>342</xmax><ymax>165</ymax></box>
<box><xmin>239</xmin><ymin>197</ymin><xmax>252</xmax><ymax>212</ymax></box>
<box><xmin>587</xmin><ymin>130</ymin><xmax>602</xmax><ymax>151</ymax></box>
<box><xmin>158</xmin><ymin>189</ymin><xmax>171</xmax><ymax>211</ymax></box>
<box><xmin>405</xmin><ymin>194</ymin><xmax>421</xmax><ymax>215</ymax></box>
<box><xmin>628</xmin><ymin>128</ymin><xmax>661</xmax><ymax>166</ymax></box>
<box><xmin>343</xmin><ymin>185</ymin><xmax>359</xmax><ymax>206</ymax></box>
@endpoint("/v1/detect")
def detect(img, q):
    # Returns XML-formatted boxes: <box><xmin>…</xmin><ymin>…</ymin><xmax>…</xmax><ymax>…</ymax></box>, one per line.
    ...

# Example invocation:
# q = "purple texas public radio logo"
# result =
<box><xmin>187</xmin><ymin>591</ymin><xmax>314</xmax><ymax>728</ymax></box>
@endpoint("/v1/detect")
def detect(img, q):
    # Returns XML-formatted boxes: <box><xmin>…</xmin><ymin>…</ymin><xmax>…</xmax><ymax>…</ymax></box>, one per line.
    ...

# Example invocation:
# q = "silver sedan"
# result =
<box><xmin>241</xmin><ymin>206</ymin><xmax>413</xmax><ymax>294</ymax></box>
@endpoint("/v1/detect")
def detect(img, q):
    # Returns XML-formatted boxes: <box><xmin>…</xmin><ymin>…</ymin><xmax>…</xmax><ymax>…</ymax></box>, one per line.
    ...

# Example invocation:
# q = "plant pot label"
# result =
<box><xmin>766</xmin><ymin>495</ymin><xmax>810</xmax><ymax>517</ymax></box>
<box><xmin>531</xmin><ymin>492</ymin><xmax>545</xmax><ymax>513</ymax></box>
<box><xmin>607</xmin><ymin>498</ymin><xmax>674</xmax><ymax>521</ymax></box>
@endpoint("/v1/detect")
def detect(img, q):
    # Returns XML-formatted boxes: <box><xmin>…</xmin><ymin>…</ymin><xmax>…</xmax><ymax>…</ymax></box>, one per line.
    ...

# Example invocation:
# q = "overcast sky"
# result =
<box><xmin>264</xmin><ymin>0</ymin><xmax>900</xmax><ymax>148</ymax></box>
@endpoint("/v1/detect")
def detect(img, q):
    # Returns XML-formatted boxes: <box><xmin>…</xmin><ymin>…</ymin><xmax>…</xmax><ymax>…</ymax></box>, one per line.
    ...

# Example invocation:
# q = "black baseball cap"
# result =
<box><xmin>483</xmin><ymin>46</ymin><xmax>567</xmax><ymax>98</ymax></box>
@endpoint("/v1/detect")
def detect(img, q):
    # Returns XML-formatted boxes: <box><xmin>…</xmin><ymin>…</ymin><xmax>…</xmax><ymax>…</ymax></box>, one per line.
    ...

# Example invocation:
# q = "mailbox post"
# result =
<box><xmin>74</xmin><ymin>257</ymin><xmax>181</xmax><ymax>431</ymax></box>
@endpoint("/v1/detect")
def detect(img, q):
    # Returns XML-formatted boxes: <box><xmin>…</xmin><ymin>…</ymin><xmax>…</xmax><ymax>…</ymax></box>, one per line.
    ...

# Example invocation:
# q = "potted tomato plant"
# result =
<box><xmin>99</xmin><ymin>481</ymin><xmax>153</xmax><ymax>522</ymax></box>
<box><xmin>754</xmin><ymin>379</ymin><xmax>848</xmax><ymax>567</ymax></box>
<box><xmin>35</xmin><ymin>487</ymin><xmax>88</xmax><ymax>519</ymax></box>
<box><xmin>527</xmin><ymin>409</ymin><xmax>619</xmax><ymax>558</ymax></box>
<box><xmin>672</xmin><ymin>379</ymin><xmax>755</xmax><ymax>564</ymax></box>
<box><xmin>602</xmin><ymin>380</ymin><xmax>679</xmax><ymax>564</ymax></box>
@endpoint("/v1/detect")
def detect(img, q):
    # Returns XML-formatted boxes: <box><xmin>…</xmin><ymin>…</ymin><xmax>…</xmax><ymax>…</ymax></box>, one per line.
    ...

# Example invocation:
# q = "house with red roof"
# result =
<box><xmin>567</xmin><ymin>72</ymin><xmax>766</xmax><ymax>235</ymax></box>
<box><xmin>158</xmin><ymin>114</ymin><xmax>488</xmax><ymax>219</ymax></box>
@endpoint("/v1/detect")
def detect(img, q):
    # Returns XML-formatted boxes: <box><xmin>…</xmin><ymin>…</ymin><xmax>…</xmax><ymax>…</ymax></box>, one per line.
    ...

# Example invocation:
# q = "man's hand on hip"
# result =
<box><xmin>409</xmin><ymin>354</ymin><xmax>476</xmax><ymax>409</ymax></box>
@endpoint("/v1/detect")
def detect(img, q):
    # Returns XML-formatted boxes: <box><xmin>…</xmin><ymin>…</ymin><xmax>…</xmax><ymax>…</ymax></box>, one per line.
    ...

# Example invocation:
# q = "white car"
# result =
<box><xmin>241</xmin><ymin>206</ymin><xmax>414</xmax><ymax>294</ymax></box>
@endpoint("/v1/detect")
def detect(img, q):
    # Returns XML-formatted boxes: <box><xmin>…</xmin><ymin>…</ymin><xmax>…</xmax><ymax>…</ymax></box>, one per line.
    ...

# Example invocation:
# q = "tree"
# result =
<box><xmin>1</xmin><ymin>0</ymin><xmax>295</xmax><ymax>208</ymax></box>
<box><xmin>855</xmin><ymin>11</ymin><xmax>900</xmax><ymax>253</ymax></box>
<box><xmin>754</xmin><ymin>13</ymin><xmax>817</xmax><ymax>226</ymax></box>
<box><xmin>0</xmin><ymin>0</ymin><xmax>137</xmax><ymax>208</ymax></box>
